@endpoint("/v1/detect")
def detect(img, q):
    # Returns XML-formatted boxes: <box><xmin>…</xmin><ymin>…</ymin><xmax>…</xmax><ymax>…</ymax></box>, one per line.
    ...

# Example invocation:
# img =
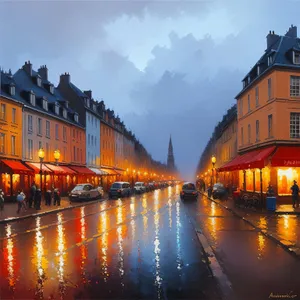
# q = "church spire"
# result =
<box><xmin>167</xmin><ymin>135</ymin><xmax>175</xmax><ymax>170</ymax></box>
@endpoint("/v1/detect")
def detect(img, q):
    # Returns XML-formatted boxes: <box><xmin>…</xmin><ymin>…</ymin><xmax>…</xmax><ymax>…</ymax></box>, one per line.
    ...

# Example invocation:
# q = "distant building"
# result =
<box><xmin>167</xmin><ymin>135</ymin><xmax>176</xmax><ymax>171</ymax></box>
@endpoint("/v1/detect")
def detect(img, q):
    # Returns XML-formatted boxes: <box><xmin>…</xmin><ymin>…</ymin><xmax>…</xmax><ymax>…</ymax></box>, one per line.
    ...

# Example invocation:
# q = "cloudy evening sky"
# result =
<box><xmin>1</xmin><ymin>0</ymin><xmax>299</xmax><ymax>180</ymax></box>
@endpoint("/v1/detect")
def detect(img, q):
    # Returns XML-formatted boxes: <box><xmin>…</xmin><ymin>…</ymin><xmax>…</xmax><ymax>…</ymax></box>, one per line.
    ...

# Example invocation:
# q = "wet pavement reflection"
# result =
<box><xmin>0</xmin><ymin>186</ymin><xmax>219</xmax><ymax>299</ymax></box>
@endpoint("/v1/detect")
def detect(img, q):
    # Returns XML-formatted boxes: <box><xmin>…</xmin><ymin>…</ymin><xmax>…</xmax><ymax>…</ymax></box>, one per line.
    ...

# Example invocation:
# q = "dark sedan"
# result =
<box><xmin>180</xmin><ymin>182</ymin><xmax>198</xmax><ymax>200</ymax></box>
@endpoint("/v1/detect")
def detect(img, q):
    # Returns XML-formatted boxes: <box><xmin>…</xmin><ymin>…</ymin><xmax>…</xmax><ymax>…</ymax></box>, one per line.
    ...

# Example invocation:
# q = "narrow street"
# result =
<box><xmin>0</xmin><ymin>186</ymin><xmax>220</xmax><ymax>300</ymax></box>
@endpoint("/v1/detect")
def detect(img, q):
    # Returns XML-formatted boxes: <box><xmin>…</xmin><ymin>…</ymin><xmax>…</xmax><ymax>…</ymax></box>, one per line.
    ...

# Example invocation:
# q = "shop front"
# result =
<box><xmin>0</xmin><ymin>160</ymin><xmax>34</xmax><ymax>200</ymax></box>
<box><xmin>100</xmin><ymin>167</ymin><xmax>119</xmax><ymax>191</ymax></box>
<box><xmin>43</xmin><ymin>164</ymin><xmax>77</xmax><ymax>196</ymax></box>
<box><xmin>69</xmin><ymin>166</ymin><xmax>96</xmax><ymax>186</ymax></box>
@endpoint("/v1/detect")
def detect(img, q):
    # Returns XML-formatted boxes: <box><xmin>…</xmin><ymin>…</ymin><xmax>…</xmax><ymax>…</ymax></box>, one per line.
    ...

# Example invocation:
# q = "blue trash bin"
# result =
<box><xmin>266</xmin><ymin>196</ymin><xmax>276</xmax><ymax>211</ymax></box>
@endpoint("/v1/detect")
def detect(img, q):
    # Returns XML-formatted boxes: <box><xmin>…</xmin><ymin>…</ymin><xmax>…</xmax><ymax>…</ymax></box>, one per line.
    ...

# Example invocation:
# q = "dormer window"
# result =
<box><xmin>74</xmin><ymin>113</ymin><xmax>79</xmax><ymax>123</ymax></box>
<box><xmin>268</xmin><ymin>54</ymin><xmax>274</xmax><ymax>66</ymax></box>
<box><xmin>63</xmin><ymin>109</ymin><xmax>67</xmax><ymax>119</ymax></box>
<box><xmin>85</xmin><ymin>98</ymin><xmax>90</xmax><ymax>107</ymax></box>
<box><xmin>93</xmin><ymin>104</ymin><xmax>96</xmax><ymax>112</ymax></box>
<box><xmin>36</xmin><ymin>76</ymin><xmax>42</xmax><ymax>87</ymax></box>
<box><xmin>257</xmin><ymin>65</ymin><xmax>260</xmax><ymax>76</ymax></box>
<box><xmin>55</xmin><ymin>103</ymin><xmax>60</xmax><ymax>115</ymax></box>
<box><xmin>293</xmin><ymin>51</ymin><xmax>300</xmax><ymax>64</ymax></box>
<box><xmin>30</xmin><ymin>91</ymin><xmax>36</xmax><ymax>106</ymax></box>
<box><xmin>49</xmin><ymin>85</ymin><xmax>54</xmax><ymax>94</ymax></box>
<box><xmin>43</xmin><ymin>98</ymin><xmax>48</xmax><ymax>111</ymax></box>
<box><xmin>9</xmin><ymin>84</ymin><xmax>15</xmax><ymax>96</ymax></box>
<box><xmin>65</xmin><ymin>101</ymin><xmax>69</xmax><ymax>109</ymax></box>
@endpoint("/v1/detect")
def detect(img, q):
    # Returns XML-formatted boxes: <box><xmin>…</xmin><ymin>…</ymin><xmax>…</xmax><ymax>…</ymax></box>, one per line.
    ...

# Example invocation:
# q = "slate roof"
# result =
<box><xmin>237</xmin><ymin>27</ymin><xmax>300</xmax><ymax>98</ymax></box>
<box><xmin>11</xmin><ymin>66</ymin><xmax>83</xmax><ymax>127</ymax></box>
<box><xmin>1</xmin><ymin>70</ymin><xmax>25</xmax><ymax>104</ymax></box>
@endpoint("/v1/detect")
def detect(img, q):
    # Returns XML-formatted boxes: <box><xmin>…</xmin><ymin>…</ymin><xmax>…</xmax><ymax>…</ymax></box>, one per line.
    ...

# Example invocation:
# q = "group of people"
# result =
<box><xmin>0</xmin><ymin>181</ymin><xmax>62</xmax><ymax>215</ymax></box>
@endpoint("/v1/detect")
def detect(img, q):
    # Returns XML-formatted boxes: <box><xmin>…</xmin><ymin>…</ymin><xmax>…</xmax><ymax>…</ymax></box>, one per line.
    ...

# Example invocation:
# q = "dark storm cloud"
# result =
<box><xmin>1</xmin><ymin>0</ymin><xmax>300</xmax><ymax>180</ymax></box>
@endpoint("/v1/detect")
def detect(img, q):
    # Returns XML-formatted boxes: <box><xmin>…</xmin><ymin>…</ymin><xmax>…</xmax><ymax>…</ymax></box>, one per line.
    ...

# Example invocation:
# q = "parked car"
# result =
<box><xmin>148</xmin><ymin>182</ymin><xmax>155</xmax><ymax>191</ymax></box>
<box><xmin>134</xmin><ymin>182</ymin><xmax>146</xmax><ymax>194</ymax></box>
<box><xmin>180</xmin><ymin>182</ymin><xmax>198</xmax><ymax>200</ymax></box>
<box><xmin>212</xmin><ymin>183</ymin><xmax>227</xmax><ymax>199</ymax></box>
<box><xmin>144</xmin><ymin>182</ymin><xmax>150</xmax><ymax>192</ymax></box>
<box><xmin>69</xmin><ymin>184</ymin><xmax>104</xmax><ymax>202</ymax></box>
<box><xmin>109</xmin><ymin>182</ymin><xmax>131</xmax><ymax>199</ymax></box>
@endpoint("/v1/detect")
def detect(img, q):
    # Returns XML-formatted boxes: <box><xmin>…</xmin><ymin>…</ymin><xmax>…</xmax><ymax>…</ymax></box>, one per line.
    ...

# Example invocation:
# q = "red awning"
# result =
<box><xmin>101</xmin><ymin>168</ymin><xmax>118</xmax><ymax>175</ymax></box>
<box><xmin>1</xmin><ymin>160</ymin><xmax>34</xmax><ymax>175</ymax></box>
<box><xmin>45</xmin><ymin>164</ymin><xmax>76</xmax><ymax>175</ymax></box>
<box><xmin>69</xmin><ymin>166</ymin><xmax>96</xmax><ymax>175</ymax></box>
<box><xmin>271</xmin><ymin>146</ymin><xmax>300</xmax><ymax>167</ymax></box>
<box><xmin>25</xmin><ymin>162</ymin><xmax>53</xmax><ymax>174</ymax></box>
<box><xmin>218</xmin><ymin>146</ymin><xmax>276</xmax><ymax>172</ymax></box>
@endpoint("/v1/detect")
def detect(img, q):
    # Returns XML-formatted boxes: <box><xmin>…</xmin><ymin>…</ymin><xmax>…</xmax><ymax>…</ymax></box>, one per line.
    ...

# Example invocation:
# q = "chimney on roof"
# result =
<box><xmin>266</xmin><ymin>30</ymin><xmax>280</xmax><ymax>49</ymax></box>
<box><xmin>285</xmin><ymin>24</ymin><xmax>297</xmax><ymax>38</ymax></box>
<box><xmin>84</xmin><ymin>90</ymin><xmax>92</xmax><ymax>99</ymax></box>
<box><xmin>22</xmin><ymin>60</ymin><xmax>32</xmax><ymax>76</ymax></box>
<box><xmin>38</xmin><ymin>65</ymin><xmax>48</xmax><ymax>81</ymax></box>
<box><xmin>59</xmin><ymin>72</ymin><xmax>70</xmax><ymax>84</ymax></box>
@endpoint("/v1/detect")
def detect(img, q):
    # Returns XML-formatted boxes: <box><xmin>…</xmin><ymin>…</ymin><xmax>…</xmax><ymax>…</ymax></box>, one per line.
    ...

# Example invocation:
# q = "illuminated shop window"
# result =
<box><xmin>277</xmin><ymin>168</ymin><xmax>299</xmax><ymax>195</ymax></box>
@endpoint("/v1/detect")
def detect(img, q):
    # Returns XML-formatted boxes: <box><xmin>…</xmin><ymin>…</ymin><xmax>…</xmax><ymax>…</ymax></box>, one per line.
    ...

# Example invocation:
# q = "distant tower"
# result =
<box><xmin>167</xmin><ymin>135</ymin><xmax>175</xmax><ymax>170</ymax></box>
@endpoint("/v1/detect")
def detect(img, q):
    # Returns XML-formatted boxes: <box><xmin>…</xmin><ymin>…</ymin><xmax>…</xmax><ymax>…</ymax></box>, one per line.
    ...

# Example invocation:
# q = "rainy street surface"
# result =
<box><xmin>1</xmin><ymin>186</ymin><xmax>300</xmax><ymax>300</ymax></box>
<box><xmin>0</xmin><ymin>186</ymin><xmax>221</xmax><ymax>300</ymax></box>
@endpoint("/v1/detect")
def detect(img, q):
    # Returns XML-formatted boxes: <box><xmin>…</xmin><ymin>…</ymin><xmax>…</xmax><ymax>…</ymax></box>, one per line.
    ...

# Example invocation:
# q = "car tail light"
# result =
<box><xmin>117</xmin><ymin>189</ymin><xmax>121</xmax><ymax>192</ymax></box>
<box><xmin>192</xmin><ymin>192</ymin><xmax>196</xmax><ymax>195</ymax></box>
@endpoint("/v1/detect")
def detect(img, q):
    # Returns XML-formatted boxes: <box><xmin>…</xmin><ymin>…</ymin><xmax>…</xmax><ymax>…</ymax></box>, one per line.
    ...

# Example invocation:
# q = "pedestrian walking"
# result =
<box><xmin>16</xmin><ymin>190</ymin><xmax>26</xmax><ymax>214</ymax></box>
<box><xmin>35</xmin><ymin>188</ymin><xmax>42</xmax><ymax>210</ymax></box>
<box><xmin>29</xmin><ymin>181</ymin><xmax>37</xmax><ymax>208</ymax></box>
<box><xmin>53</xmin><ymin>188</ymin><xmax>61</xmax><ymax>206</ymax></box>
<box><xmin>291</xmin><ymin>180</ymin><xmax>300</xmax><ymax>208</ymax></box>
<box><xmin>45</xmin><ymin>189</ymin><xmax>52</xmax><ymax>206</ymax></box>
<box><xmin>0</xmin><ymin>189</ymin><xmax>4</xmax><ymax>215</ymax></box>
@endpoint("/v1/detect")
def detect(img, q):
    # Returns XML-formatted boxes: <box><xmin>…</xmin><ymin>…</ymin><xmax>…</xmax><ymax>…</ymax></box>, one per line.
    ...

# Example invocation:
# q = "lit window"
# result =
<box><xmin>290</xmin><ymin>76</ymin><xmax>300</xmax><ymax>97</ymax></box>
<box><xmin>290</xmin><ymin>113</ymin><xmax>300</xmax><ymax>138</ymax></box>
<box><xmin>28</xmin><ymin>139</ymin><xmax>33</xmax><ymax>159</ymax></box>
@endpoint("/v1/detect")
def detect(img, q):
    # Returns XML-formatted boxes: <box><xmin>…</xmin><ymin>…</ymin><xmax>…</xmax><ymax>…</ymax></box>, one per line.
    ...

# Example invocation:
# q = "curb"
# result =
<box><xmin>194</xmin><ymin>227</ymin><xmax>234</xmax><ymax>300</ymax></box>
<box><xmin>0</xmin><ymin>197</ymin><xmax>107</xmax><ymax>224</ymax></box>
<box><xmin>200</xmin><ymin>192</ymin><xmax>300</xmax><ymax>259</ymax></box>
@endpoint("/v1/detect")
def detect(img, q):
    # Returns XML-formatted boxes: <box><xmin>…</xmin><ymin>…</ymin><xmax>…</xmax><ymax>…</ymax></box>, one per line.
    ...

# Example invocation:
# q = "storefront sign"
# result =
<box><xmin>283</xmin><ymin>160</ymin><xmax>300</xmax><ymax>166</ymax></box>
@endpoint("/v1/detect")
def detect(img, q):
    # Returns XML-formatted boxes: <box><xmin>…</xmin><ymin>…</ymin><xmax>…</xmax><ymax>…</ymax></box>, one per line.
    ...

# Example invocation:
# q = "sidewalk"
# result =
<box><xmin>200</xmin><ymin>192</ymin><xmax>300</xmax><ymax>257</ymax></box>
<box><xmin>0</xmin><ymin>195</ymin><xmax>107</xmax><ymax>224</ymax></box>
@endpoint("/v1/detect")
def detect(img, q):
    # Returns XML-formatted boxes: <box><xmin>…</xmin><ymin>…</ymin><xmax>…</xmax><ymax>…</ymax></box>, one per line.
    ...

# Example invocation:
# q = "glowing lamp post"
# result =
<box><xmin>38</xmin><ymin>148</ymin><xmax>45</xmax><ymax>191</ymax></box>
<box><xmin>54</xmin><ymin>149</ymin><xmax>61</xmax><ymax>166</ymax></box>
<box><xmin>211</xmin><ymin>155</ymin><xmax>217</xmax><ymax>185</ymax></box>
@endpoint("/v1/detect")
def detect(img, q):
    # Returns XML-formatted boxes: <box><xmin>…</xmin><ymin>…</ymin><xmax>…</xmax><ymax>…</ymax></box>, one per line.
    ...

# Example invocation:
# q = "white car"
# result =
<box><xmin>69</xmin><ymin>184</ymin><xmax>104</xmax><ymax>202</ymax></box>
<box><xmin>134</xmin><ymin>182</ymin><xmax>146</xmax><ymax>194</ymax></box>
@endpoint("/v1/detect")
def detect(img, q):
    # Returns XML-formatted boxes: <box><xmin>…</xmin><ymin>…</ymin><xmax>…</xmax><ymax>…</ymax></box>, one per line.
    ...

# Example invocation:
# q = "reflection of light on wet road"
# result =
<box><xmin>5</xmin><ymin>224</ymin><xmax>16</xmax><ymax>292</ymax></box>
<box><xmin>283</xmin><ymin>215</ymin><xmax>289</xmax><ymax>230</ymax></box>
<box><xmin>257</xmin><ymin>233</ymin><xmax>266</xmax><ymax>260</ymax></box>
<box><xmin>258</xmin><ymin>217</ymin><xmax>267</xmax><ymax>230</ymax></box>
<box><xmin>168</xmin><ymin>186</ymin><xmax>172</xmax><ymax>198</ymax></box>
<box><xmin>34</xmin><ymin>217</ymin><xmax>47</xmax><ymax>298</ymax></box>
<box><xmin>175</xmin><ymin>184</ymin><xmax>179</xmax><ymax>194</ymax></box>
<box><xmin>117</xmin><ymin>206</ymin><xmax>125</xmax><ymax>284</ymax></box>
<box><xmin>176</xmin><ymin>202</ymin><xmax>182</xmax><ymax>270</ymax></box>
<box><xmin>80</xmin><ymin>207</ymin><xmax>87</xmax><ymax>285</ymax></box>
<box><xmin>142</xmin><ymin>196</ymin><xmax>148</xmax><ymax>237</ymax></box>
<box><xmin>168</xmin><ymin>199</ymin><xmax>172</xmax><ymax>229</ymax></box>
<box><xmin>130</xmin><ymin>198</ymin><xmax>136</xmax><ymax>240</ymax></box>
<box><xmin>101</xmin><ymin>211</ymin><xmax>109</xmax><ymax>281</ymax></box>
<box><xmin>56</xmin><ymin>213</ymin><xmax>66</xmax><ymax>297</ymax></box>
<box><xmin>154</xmin><ymin>190</ymin><xmax>162</xmax><ymax>298</ymax></box>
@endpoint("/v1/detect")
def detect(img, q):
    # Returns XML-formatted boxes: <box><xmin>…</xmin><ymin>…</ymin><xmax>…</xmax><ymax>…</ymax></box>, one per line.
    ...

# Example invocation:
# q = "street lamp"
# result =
<box><xmin>54</xmin><ymin>149</ymin><xmax>61</xmax><ymax>166</ymax></box>
<box><xmin>38</xmin><ymin>148</ymin><xmax>45</xmax><ymax>192</ymax></box>
<box><xmin>211</xmin><ymin>155</ymin><xmax>217</xmax><ymax>185</ymax></box>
